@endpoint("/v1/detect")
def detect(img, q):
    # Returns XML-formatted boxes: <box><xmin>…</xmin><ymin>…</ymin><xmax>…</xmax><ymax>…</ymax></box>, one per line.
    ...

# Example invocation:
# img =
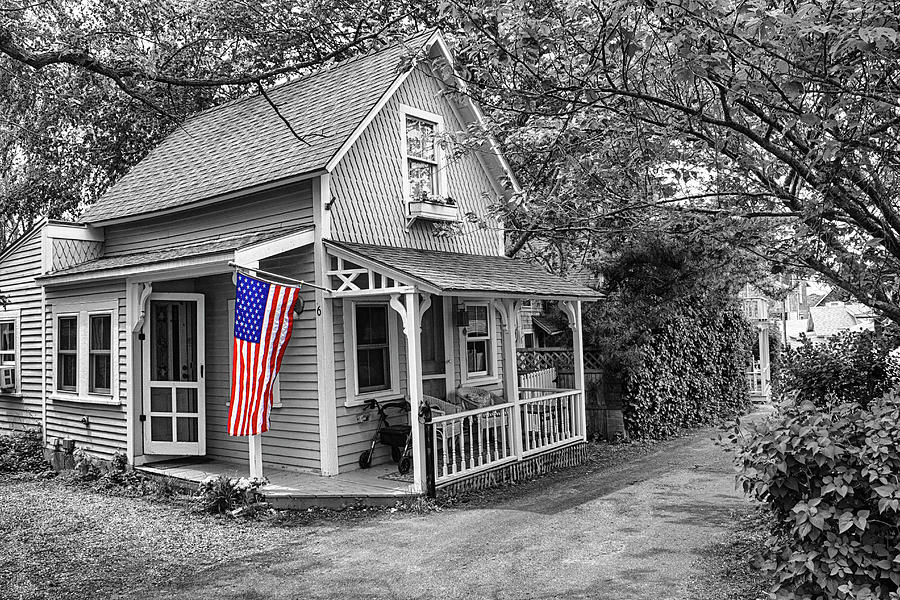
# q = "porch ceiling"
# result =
<box><xmin>37</xmin><ymin>226</ymin><xmax>314</xmax><ymax>285</ymax></box>
<box><xmin>325</xmin><ymin>240</ymin><xmax>602</xmax><ymax>300</ymax></box>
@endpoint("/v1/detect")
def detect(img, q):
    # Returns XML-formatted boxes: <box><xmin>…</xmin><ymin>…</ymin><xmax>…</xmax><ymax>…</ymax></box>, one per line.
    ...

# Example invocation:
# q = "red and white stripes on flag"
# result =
<box><xmin>228</xmin><ymin>272</ymin><xmax>301</xmax><ymax>436</ymax></box>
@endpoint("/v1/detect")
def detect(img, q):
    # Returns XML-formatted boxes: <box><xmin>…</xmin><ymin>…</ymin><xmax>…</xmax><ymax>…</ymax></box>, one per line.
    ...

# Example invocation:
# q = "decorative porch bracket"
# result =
<box><xmin>560</xmin><ymin>300</ymin><xmax>587</xmax><ymax>438</ymax></box>
<box><xmin>131</xmin><ymin>282</ymin><xmax>153</xmax><ymax>334</ymax></box>
<box><xmin>388</xmin><ymin>291</ymin><xmax>431</xmax><ymax>494</ymax></box>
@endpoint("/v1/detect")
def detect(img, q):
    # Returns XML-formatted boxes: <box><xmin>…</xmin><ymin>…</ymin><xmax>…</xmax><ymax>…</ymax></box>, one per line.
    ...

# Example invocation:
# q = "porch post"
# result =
<box><xmin>399</xmin><ymin>291</ymin><xmax>426</xmax><ymax>494</ymax></box>
<box><xmin>564</xmin><ymin>300</ymin><xmax>587</xmax><ymax>438</ymax></box>
<box><xmin>499</xmin><ymin>299</ymin><xmax>523</xmax><ymax>459</ymax></box>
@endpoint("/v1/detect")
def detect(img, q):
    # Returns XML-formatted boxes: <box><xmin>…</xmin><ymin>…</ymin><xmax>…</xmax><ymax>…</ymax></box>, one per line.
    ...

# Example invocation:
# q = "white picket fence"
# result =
<box><xmin>518</xmin><ymin>367</ymin><xmax>557</xmax><ymax>389</ymax></box>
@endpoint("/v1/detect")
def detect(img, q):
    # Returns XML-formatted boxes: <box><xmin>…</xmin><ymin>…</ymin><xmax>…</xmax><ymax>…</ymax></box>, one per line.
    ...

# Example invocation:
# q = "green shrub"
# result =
<box><xmin>196</xmin><ymin>475</ymin><xmax>267</xmax><ymax>515</ymax></box>
<box><xmin>731</xmin><ymin>398</ymin><xmax>900</xmax><ymax>599</ymax></box>
<box><xmin>622</xmin><ymin>304</ymin><xmax>754</xmax><ymax>438</ymax></box>
<box><xmin>783</xmin><ymin>330</ymin><xmax>900</xmax><ymax>407</ymax></box>
<box><xmin>0</xmin><ymin>429</ymin><xmax>47</xmax><ymax>474</ymax></box>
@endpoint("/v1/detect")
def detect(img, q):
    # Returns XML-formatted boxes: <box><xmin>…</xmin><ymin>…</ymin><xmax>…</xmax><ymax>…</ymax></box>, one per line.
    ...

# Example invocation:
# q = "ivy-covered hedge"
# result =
<box><xmin>732</xmin><ymin>398</ymin><xmax>900</xmax><ymax>599</ymax></box>
<box><xmin>622</xmin><ymin>305</ymin><xmax>754</xmax><ymax>438</ymax></box>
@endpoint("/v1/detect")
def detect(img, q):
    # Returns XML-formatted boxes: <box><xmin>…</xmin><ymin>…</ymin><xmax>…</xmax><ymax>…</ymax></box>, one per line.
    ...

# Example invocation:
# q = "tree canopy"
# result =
<box><xmin>2</xmin><ymin>0</ymin><xmax>900</xmax><ymax>325</ymax></box>
<box><xmin>443</xmin><ymin>0</ymin><xmax>900</xmax><ymax>322</ymax></box>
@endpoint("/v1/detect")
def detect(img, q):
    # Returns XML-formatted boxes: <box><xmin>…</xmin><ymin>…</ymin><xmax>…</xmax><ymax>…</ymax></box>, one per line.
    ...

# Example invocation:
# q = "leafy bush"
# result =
<box><xmin>196</xmin><ymin>475</ymin><xmax>267</xmax><ymax>516</ymax></box>
<box><xmin>0</xmin><ymin>429</ymin><xmax>47</xmax><ymax>474</ymax></box>
<box><xmin>732</xmin><ymin>398</ymin><xmax>900</xmax><ymax>599</ymax></box>
<box><xmin>783</xmin><ymin>330</ymin><xmax>900</xmax><ymax>408</ymax></box>
<box><xmin>622</xmin><ymin>304</ymin><xmax>754</xmax><ymax>438</ymax></box>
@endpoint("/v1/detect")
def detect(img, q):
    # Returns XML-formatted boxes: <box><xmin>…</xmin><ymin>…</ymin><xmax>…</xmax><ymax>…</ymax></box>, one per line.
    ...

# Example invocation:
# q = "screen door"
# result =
<box><xmin>142</xmin><ymin>294</ymin><xmax>206</xmax><ymax>455</ymax></box>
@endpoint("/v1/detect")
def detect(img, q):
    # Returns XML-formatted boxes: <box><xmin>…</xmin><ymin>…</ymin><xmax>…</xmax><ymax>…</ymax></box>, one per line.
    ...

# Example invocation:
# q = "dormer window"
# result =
<box><xmin>400</xmin><ymin>105</ymin><xmax>456</xmax><ymax>223</ymax></box>
<box><xmin>406</xmin><ymin>117</ymin><xmax>438</xmax><ymax>198</ymax></box>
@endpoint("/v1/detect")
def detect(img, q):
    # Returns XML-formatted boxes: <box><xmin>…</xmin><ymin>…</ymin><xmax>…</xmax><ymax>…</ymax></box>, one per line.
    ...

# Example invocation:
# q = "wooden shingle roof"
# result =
<box><xmin>327</xmin><ymin>241</ymin><xmax>601</xmax><ymax>299</ymax></box>
<box><xmin>80</xmin><ymin>31</ymin><xmax>434</xmax><ymax>224</ymax></box>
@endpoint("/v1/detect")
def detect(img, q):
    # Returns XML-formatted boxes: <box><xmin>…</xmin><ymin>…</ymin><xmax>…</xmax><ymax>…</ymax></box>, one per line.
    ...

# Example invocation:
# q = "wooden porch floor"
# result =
<box><xmin>137</xmin><ymin>457</ymin><xmax>418</xmax><ymax>507</ymax></box>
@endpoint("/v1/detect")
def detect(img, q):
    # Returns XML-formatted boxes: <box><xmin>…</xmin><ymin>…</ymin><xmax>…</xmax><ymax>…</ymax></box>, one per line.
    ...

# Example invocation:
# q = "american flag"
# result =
<box><xmin>228</xmin><ymin>272</ymin><xmax>301</xmax><ymax>436</ymax></box>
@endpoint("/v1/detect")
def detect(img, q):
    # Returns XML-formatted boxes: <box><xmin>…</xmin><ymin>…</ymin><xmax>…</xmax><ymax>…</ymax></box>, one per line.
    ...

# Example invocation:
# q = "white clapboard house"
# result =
<box><xmin>0</xmin><ymin>30</ymin><xmax>596</xmax><ymax>499</ymax></box>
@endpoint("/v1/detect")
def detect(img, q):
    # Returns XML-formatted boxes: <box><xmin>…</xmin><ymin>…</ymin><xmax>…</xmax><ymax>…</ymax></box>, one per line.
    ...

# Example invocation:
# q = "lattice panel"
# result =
<box><xmin>52</xmin><ymin>239</ymin><xmax>102</xmax><ymax>271</ymax></box>
<box><xmin>517</xmin><ymin>348</ymin><xmax>604</xmax><ymax>373</ymax></box>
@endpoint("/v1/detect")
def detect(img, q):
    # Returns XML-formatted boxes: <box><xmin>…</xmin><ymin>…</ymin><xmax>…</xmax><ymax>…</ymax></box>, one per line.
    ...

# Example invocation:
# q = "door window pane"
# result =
<box><xmin>176</xmin><ymin>388</ymin><xmax>198</xmax><ymax>413</ymax></box>
<box><xmin>176</xmin><ymin>417</ymin><xmax>199</xmax><ymax>443</ymax></box>
<box><xmin>150</xmin><ymin>416</ymin><xmax>173</xmax><ymax>442</ymax></box>
<box><xmin>150</xmin><ymin>388</ymin><xmax>171</xmax><ymax>412</ymax></box>
<box><xmin>150</xmin><ymin>301</ymin><xmax>197</xmax><ymax>382</ymax></box>
<box><xmin>421</xmin><ymin>297</ymin><xmax>445</xmax><ymax>376</ymax></box>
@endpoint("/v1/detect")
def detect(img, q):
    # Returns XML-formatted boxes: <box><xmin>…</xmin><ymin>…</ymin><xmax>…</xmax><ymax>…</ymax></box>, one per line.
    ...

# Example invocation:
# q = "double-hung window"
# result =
<box><xmin>401</xmin><ymin>105</ymin><xmax>446</xmax><ymax>202</ymax></box>
<box><xmin>355</xmin><ymin>304</ymin><xmax>391</xmax><ymax>393</ymax></box>
<box><xmin>345</xmin><ymin>301</ymin><xmax>399</xmax><ymax>405</ymax></box>
<box><xmin>463</xmin><ymin>303</ymin><xmax>496</xmax><ymax>381</ymax></box>
<box><xmin>0</xmin><ymin>317</ymin><xmax>17</xmax><ymax>393</ymax></box>
<box><xmin>53</xmin><ymin>302</ymin><xmax>118</xmax><ymax>404</ymax></box>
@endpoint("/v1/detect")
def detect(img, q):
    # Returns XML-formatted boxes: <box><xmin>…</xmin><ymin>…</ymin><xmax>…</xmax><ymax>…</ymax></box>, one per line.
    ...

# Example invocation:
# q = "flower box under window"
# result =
<box><xmin>408</xmin><ymin>198</ymin><xmax>458</xmax><ymax>223</ymax></box>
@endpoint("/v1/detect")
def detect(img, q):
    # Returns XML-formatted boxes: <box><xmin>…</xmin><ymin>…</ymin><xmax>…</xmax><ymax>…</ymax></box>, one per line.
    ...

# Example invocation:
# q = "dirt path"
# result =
<box><xmin>140</xmin><ymin>425</ymin><xmax>757</xmax><ymax>600</ymax></box>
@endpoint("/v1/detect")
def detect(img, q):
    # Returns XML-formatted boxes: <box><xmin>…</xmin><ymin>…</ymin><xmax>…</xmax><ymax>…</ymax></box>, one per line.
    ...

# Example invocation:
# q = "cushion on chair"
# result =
<box><xmin>455</xmin><ymin>386</ymin><xmax>502</xmax><ymax>410</ymax></box>
<box><xmin>426</xmin><ymin>395</ymin><xmax>462</xmax><ymax>416</ymax></box>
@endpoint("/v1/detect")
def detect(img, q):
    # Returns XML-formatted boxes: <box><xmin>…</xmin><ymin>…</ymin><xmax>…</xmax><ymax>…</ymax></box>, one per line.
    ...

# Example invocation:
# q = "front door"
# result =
<box><xmin>142</xmin><ymin>293</ymin><xmax>206</xmax><ymax>455</ymax></box>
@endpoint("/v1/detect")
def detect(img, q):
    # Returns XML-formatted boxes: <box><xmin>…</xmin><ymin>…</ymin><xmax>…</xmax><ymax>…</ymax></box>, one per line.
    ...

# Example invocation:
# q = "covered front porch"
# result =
<box><xmin>324</xmin><ymin>241</ymin><xmax>597</xmax><ymax>495</ymax></box>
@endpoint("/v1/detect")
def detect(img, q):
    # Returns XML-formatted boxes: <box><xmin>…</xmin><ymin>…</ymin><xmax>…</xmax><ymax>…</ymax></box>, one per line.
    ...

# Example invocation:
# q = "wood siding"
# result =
<box><xmin>102</xmin><ymin>181</ymin><xmax>314</xmax><ymax>256</ymax></box>
<box><xmin>44</xmin><ymin>280</ymin><xmax>128</xmax><ymax>460</ymax></box>
<box><xmin>0</xmin><ymin>228</ymin><xmax>45</xmax><ymax>433</ymax></box>
<box><xmin>196</xmin><ymin>247</ymin><xmax>320</xmax><ymax>472</ymax></box>
<box><xmin>330</xmin><ymin>65</ymin><xmax>503</xmax><ymax>255</ymax></box>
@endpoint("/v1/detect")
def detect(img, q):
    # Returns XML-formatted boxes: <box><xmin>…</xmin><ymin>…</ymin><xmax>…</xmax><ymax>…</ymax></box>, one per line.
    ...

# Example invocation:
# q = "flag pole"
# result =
<box><xmin>228</xmin><ymin>261</ymin><xmax>333</xmax><ymax>292</ymax></box>
<box><xmin>243</xmin><ymin>260</ymin><xmax>266</xmax><ymax>480</ymax></box>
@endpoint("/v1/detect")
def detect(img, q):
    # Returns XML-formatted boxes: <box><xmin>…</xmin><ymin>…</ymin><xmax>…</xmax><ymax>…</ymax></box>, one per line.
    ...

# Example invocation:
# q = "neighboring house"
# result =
<box><xmin>517</xmin><ymin>269</ymin><xmax>603</xmax><ymax>349</ymax></box>
<box><xmin>805</xmin><ymin>301</ymin><xmax>875</xmax><ymax>343</ymax></box>
<box><xmin>0</xmin><ymin>30</ymin><xmax>596</xmax><ymax>497</ymax></box>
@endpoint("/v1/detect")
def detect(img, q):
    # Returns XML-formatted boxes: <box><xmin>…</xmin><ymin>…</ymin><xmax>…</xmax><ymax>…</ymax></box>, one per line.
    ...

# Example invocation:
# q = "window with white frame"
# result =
<box><xmin>345</xmin><ymin>301</ymin><xmax>400</xmax><ymax>404</ymax></box>
<box><xmin>0</xmin><ymin>317</ymin><xmax>18</xmax><ymax>393</ymax></box>
<box><xmin>401</xmin><ymin>106</ymin><xmax>446</xmax><ymax>202</ymax></box>
<box><xmin>355</xmin><ymin>304</ymin><xmax>392</xmax><ymax>393</ymax></box>
<box><xmin>462</xmin><ymin>303</ymin><xmax>496</xmax><ymax>381</ymax></box>
<box><xmin>52</xmin><ymin>302</ymin><xmax>118</xmax><ymax>403</ymax></box>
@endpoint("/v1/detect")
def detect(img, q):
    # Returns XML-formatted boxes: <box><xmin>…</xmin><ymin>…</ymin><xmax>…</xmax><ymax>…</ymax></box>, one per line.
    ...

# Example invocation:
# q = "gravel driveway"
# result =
<box><xmin>2</xmin><ymin>420</ymin><xmax>761</xmax><ymax>600</ymax></box>
<box><xmin>145</xmin><ymin>426</ymin><xmax>755</xmax><ymax>600</ymax></box>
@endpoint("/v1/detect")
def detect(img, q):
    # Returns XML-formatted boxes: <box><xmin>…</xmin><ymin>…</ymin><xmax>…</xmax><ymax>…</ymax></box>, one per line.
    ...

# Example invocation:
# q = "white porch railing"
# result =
<box><xmin>429</xmin><ymin>389</ymin><xmax>583</xmax><ymax>486</ymax></box>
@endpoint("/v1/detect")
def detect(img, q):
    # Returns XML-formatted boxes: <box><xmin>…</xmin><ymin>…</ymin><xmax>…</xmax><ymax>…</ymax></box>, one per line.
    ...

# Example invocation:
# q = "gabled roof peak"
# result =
<box><xmin>80</xmin><ymin>29</ymin><xmax>442</xmax><ymax>225</ymax></box>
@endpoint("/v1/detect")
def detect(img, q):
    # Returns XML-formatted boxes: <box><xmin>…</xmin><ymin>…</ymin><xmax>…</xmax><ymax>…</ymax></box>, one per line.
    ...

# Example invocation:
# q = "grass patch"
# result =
<box><xmin>688</xmin><ymin>507</ymin><xmax>774</xmax><ymax>600</ymax></box>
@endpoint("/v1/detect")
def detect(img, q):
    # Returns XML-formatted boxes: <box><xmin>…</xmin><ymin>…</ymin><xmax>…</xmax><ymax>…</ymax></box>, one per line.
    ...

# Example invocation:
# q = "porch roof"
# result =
<box><xmin>37</xmin><ymin>227</ymin><xmax>314</xmax><ymax>285</ymax></box>
<box><xmin>325</xmin><ymin>241</ymin><xmax>601</xmax><ymax>300</ymax></box>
